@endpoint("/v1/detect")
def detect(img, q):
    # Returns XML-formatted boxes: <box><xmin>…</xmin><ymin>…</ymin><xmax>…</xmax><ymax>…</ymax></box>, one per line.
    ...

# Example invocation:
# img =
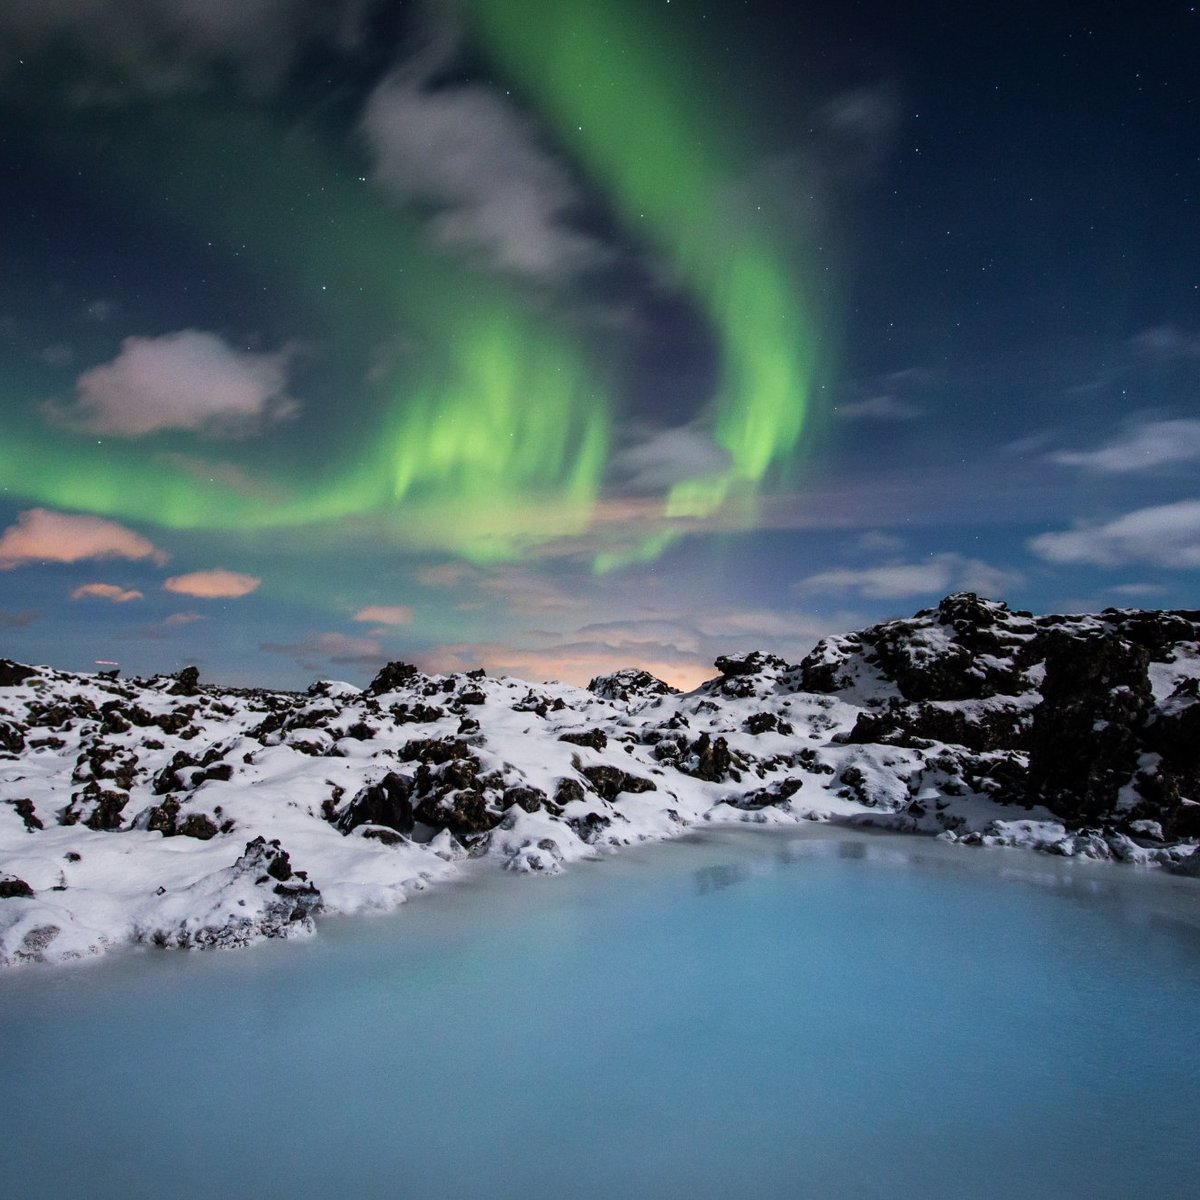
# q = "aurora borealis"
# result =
<box><xmin>1</xmin><ymin>0</ymin><xmax>1198</xmax><ymax>687</ymax></box>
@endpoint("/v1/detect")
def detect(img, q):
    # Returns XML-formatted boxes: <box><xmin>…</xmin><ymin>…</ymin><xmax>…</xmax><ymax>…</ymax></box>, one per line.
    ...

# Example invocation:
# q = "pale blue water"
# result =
<box><xmin>3</xmin><ymin>828</ymin><xmax>1200</xmax><ymax>1200</ymax></box>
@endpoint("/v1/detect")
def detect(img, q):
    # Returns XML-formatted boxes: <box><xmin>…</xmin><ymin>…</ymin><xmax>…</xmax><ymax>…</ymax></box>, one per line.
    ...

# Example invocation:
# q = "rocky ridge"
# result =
<box><xmin>3</xmin><ymin>593</ymin><xmax>1199</xmax><ymax>966</ymax></box>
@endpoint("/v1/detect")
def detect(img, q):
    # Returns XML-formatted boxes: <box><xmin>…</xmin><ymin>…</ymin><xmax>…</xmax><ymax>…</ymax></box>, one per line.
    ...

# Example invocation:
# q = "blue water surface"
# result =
<box><xmin>3</xmin><ymin>827</ymin><xmax>1199</xmax><ymax>1200</ymax></box>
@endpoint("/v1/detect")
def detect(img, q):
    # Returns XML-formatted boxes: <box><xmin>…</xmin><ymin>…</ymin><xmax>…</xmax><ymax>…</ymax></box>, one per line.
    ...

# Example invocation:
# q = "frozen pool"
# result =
<box><xmin>2</xmin><ymin>827</ymin><xmax>1199</xmax><ymax>1199</ymax></box>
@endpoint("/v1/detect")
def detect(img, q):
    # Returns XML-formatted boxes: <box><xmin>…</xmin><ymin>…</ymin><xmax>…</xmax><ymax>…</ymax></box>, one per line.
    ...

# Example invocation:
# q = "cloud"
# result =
<box><xmin>163</xmin><ymin>569</ymin><xmax>261</xmax><ymax>598</ymax></box>
<box><xmin>1108</xmin><ymin>582</ymin><xmax>1167</xmax><ymax>598</ymax></box>
<box><xmin>817</xmin><ymin>84</ymin><xmax>902</xmax><ymax>178</ymax></box>
<box><xmin>416</xmin><ymin>563</ymin><xmax>475</xmax><ymax>589</ymax></box>
<box><xmin>362</xmin><ymin>61</ymin><xmax>608</xmax><ymax>283</ymax></box>
<box><xmin>414</xmin><ymin>562</ymin><xmax>578</xmax><ymax>615</ymax></box>
<box><xmin>0</xmin><ymin>1</ymin><xmax>371</xmax><ymax>99</ymax></box>
<box><xmin>117</xmin><ymin>610</ymin><xmax>207</xmax><ymax>642</ymax></box>
<box><xmin>419</xmin><ymin>640</ymin><xmax>715</xmax><ymax>693</ymax></box>
<box><xmin>353</xmin><ymin>604</ymin><xmax>412</xmax><ymax>626</ymax></box>
<box><xmin>1049</xmin><ymin>418</ymin><xmax>1200</xmax><ymax>473</ymax></box>
<box><xmin>153</xmin><ymin>452</ymin><xmax>287</xmax><ymax>500</ymax></box>
<box><xmin>0</xmin><ymin>609</ymin><xmax>38</xmax><ymax>628</ymax></box>
<box><xmin>71</xmin><ymin>582</ymin><xmax>143</xmax><ymax>603</ymax></box>
<box><xmin>45</xmin><ymin>330</ymin><xmax>296</xmax><ymax>437</ymax></box>
<box><xmin>855</xmin><ymin>531</ymin><xmax>907</xmax><ymax>555</ymax></box>
<box><xmin>262</xmin><ymin>631</ymin><xmax>384</xmax><ymax>668</ymax></box>
<box><xmin>834</xmin><ymin>395</ymin><xmax>923</xmax><ymax>422</ymax></box>
<box><xmin>164</xmin><ymin>612</ymin><xmax>205</xmax><ymax>627</ymax></box>
<box><xmin>796</xmin><ymin>554</ymin><xmax>1019</xmax><ymax>601</ymax></box>
<box><xmin>0</xmin><ymin>508</ymin><xmax>165</xmax><ymax>569</ymax></box>
<box><xmin>1130</xmin><ymin>326</ymin><xmax>1200</xmax><ymax>361</ymax></box>
<box><xmin>609</xmin><ymin>423</ymin><xmax>730</xmax><ymax>494</ymax></box>
<box><xmin>1029</xmin><ymin>500</ymin><xmax>1200</xmax><ymax>569</ymax></box>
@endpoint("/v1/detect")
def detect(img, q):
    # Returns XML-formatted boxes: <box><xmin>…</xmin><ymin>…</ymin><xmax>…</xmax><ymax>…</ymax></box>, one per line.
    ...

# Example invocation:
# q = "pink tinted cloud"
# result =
<box><xmin>46</xmin><ymin>330</ymin><xmax>296</xmax><ymax>437</ymax></box>
<box><xmin>71</xmin><ymin>582</ymin><xmax>143</xmax><ymax>603</ymax></box>
<box><xmin>419</xmin><ymin>641</ymin><xmax>714</xmax><ymax>692</ymax></box>
<box><xmin>353</xmin><ymin>604</ymin><xmax>413</xmax><ymax>625</ymax></box>
<box><xmin>163</xmin><ymin>568</ymin><xmax>261</xmax><ymax>598</ymax></box>
<box><xmin>0</xmin><ymin>508</ymin><xmax>165</xmax><ymax>569</ymax></box>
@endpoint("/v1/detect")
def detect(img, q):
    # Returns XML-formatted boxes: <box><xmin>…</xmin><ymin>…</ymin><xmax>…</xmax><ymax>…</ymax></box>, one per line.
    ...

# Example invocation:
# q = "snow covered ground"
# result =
<box><xmin>3</xmin><ymin>593</ymin><xmax>1199</xmax><ymax>967</ymax></box>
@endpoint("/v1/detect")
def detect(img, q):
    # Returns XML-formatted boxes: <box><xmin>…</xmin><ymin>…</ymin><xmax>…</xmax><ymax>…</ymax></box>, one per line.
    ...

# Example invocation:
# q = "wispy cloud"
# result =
<box><xmin>164</xmin><ymin>569</ymin><xmax>261</xmax><ymax>599</ymax></box>
<box><xmin>0</xmin><ymin>508</ymin><xmax>165</xmax><ymax>570</ymax></box>
<box><xmin>1049</xmin><ymin>418</ymin><xmax>1200</xmax><ymax>472</ymax></box>
<box><xmin>796</xmin><ymin>554</ymin><xmax>1019</xmax><ymax>601</ymax></box>
<box><xmin>262</xmin><ymin>631</ymin><xmax>384</xmax><ymax>669</ymax></box>
<box><xmin>362</xmin><ymin>54</ymin><xmax>608</xmax><ymax>284</ymax></box>
<box><xmin>71</xmin><ymin>582</ymin><xmax>143</xmax><ymax>603</ymax></box>
<box><xmin>834</xmin><ymin>395</ymin><xmax>923</xmax><ymax>422</ymax></box>
<box><xmin>609</xmin><ymin>423</ymin><xmax>730</xmax><ymax>494</ymax></box>
<box><xmin>417</xmin><ymin>562</ymin><xmax>579</xmax><ymax>616</ymax></box>
<box><xmin>0</xmin><ymin>609</ymin><xmax>38</xmax><ymax>628</ymax></box>
<box><xmin>1130</xmin><ymin>325</ymin><xmax>1200</xmax><ymax>361</ymax></box>
<box><xmin>415</xmin><ymin>563</ymin><xmax>475</xmax><ymax>589</ymax></box>
<box><xmin>817</xmin><ymin>84</ymin><xmax>902</xmax><ymax>179</ymax></box>
<box><xmin>164</xmin><ymin>612</ymin><xmax>204</xmax><ymax>627</ymax></box>
<box><xmin>1030</xmin><ymin>500</ymin><xmax>1200</xmax><ymax>568</ymax></box>
<box><xmin>1108</xmin><ymin>582</ymin><xmax>1167</xmax><ymax>598</ymax></box>
<box><xmin>0</xmin><ymin>0</ymin><xmax>370</xmax><ymax>99</ymax></box>
<box><xmin>353</xmin><ymin>604</ymin><xmax>412</xmax><ymax>626</ymax></box>
<box><xmin>45</xmin><ymin>331</ymin><xmax>296</xmax><ymax>438</ymax></box>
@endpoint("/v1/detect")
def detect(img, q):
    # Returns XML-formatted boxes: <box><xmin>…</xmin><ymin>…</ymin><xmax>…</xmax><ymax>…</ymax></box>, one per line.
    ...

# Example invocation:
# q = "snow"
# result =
<box><xmin>4</xmin><ymin>598</ymin><xmax>1200</xmax><ymax>968</ymax></box>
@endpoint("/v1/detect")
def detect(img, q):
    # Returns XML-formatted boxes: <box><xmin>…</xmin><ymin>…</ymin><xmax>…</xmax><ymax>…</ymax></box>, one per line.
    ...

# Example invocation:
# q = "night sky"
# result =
<box><xmin>1</xmin><ymin>0</ymin><xmax>1197</xmax><ymax>690</ymax></box>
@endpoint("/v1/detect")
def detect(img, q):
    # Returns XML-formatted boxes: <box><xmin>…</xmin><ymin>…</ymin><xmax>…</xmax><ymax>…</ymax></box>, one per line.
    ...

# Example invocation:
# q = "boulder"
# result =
<box><xmin>0</xmin><ymin>875</ymin><xmax>34</xmax><ymax>899</ymax></box>
<box><xmin>587</xmin><ymin>668</ymin><xmax>678</xmax><ymax>702</ymax></box>
<box><xmin>558</xmin><ymin>728</ymin><xmax>608</xmax><ymax>751</ymax></box>
<box><xmin>366</xmin><ymin>661</ymin><xmax>419</xmax><ymax>695</ymax></box>
<box><xmin>580</xmin><ymin>765</ymin><xmax>657</xmax><ymax>801</ymax></box>
<box><xmin>335</xmin><ymin>772</ymin><xmax>415</xmax><ymax>836</ymax></box>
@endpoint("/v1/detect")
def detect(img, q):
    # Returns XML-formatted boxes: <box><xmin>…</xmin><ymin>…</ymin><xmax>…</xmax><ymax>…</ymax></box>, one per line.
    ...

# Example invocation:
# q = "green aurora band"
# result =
<box><xmin>1</xmin><ymin>0</ymin><xmax>818</xmax><ymax>569</ymax></box>
<box><xmin>461</xmin><ymin>0</ymin><xmax>818</xmax><ymax>547</ymax></box>
<box><xmin>1</xmin><ymin>101</ymin><xmax>611</xmax><ymax>562</ymax></box>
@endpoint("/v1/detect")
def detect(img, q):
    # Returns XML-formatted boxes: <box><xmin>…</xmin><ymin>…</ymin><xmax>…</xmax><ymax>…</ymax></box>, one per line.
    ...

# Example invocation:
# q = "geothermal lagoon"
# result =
<box><xmin>3</xmin><ymin>827</ymin><xmax>1198</xmax><ymax>1200</ymax></box>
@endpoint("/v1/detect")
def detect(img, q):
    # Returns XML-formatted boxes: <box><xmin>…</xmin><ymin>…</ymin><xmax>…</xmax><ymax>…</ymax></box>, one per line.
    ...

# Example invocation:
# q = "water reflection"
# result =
<box><xmin>693</xmin><ymin>863</ymin><xmax>750</xmax><ymax>894</ymax></box>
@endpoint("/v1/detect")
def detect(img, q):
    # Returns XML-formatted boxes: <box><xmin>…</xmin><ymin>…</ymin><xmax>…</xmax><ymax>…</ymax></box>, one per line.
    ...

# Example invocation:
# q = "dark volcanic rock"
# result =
<box><xmin>336</xmin><ymin>772</ymin><xmax>415</xmax><ymax>836</ymax></box>
<box><xmin>587</xmin><ymin>668</ymin><xmax>678</xmax><ymax>703</ymax></box>
<box><xmin>845</xmin><ymin>699</ymin><xmax>1030</xmax><ymax>753</ymax></box>
<box><xmin>1026</xmin><ymin>631</ymin><xmax>1152</xmax><ymax>824</ymax></box>
<box><xmin>744</xmin><ymin>712</ymin><xmax>794</xmax><ymax>736</ymax></box>
<box><xmin>1130</xmin><ymin>681</ymin><xmax>1200</xmax><ymax>838</ymax></box>
<box><xmin>0</xmin><ymin>659</ymin><xmax>36</xmax><ymax>687</ymax></box>
<box><xmin>554</xmin><ymin>778</ymin><xmax>587</xmax><ymax>806</ymax></box>
<box><xmin>558</xmin><ymin>728</ymin><xmax>608</xmax><ymax>751</ymax></box>
<box><xmin>0</xmin><ymin>721</ymin><xmax>25</xmax><ymax>754</ymax></box>
<box><xmin>62</xmin><ymin>787</ymin><xmax>129</xmax><ymax>831</ymax></box>
<box><xmin>580</xmin><ymin>765</ymin><xmax>657</xmax><ymax>801</ymax></box>
<box><xmin>367</xmin><ymin>661</ymin><xmax>419</xmax><ymax>695</ymax></box>
<box><xmin>146</xmin><ymin>798</ymin><xmax>220</xmax><ymax>840</ymax></box>
<box><xmin>0</xmin><ymin>874</ymin><xmax>34</xmax><ymax>898</ymax></box>
<box><xmin>414</xmin><ymin>787</ymin><xmax>499</xmax><ymax>835</ymax></box>
<box><xmin>733</xmin><ymin>777</ymin><xmax>804</xmax><ymax>810</ymax></box>
<box><xmin>169</xmin><ymin>666</ymin><xmax>200</xmax><ymax>697</ymax></box>
<box><xmin>654</xmin><ymin>731</ymin><xmax>748</xmax><ymax>783</ymax></box>
<box><xmin>714</xmin><ymin>651</ymin><xmax>785</xmax><ymax>678</ymax></box>
<box><xmin>397</xmin><ymin>737</ymin><xmax>472</xmax><ymax>766</ymax></box>
<box><xmin>503</xmin><ymin>785</ymin><xmax>549</xmax><ymax>813</ymax></box>
<box><xmin>7</xmin><ymin>798</ymin><xmax>43</xmax><ymax>832</ymax></box>
<box><xmin>390</xmin><ymin>702</ymin><xmax>446</xmax><ymax>725</ymax></box>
